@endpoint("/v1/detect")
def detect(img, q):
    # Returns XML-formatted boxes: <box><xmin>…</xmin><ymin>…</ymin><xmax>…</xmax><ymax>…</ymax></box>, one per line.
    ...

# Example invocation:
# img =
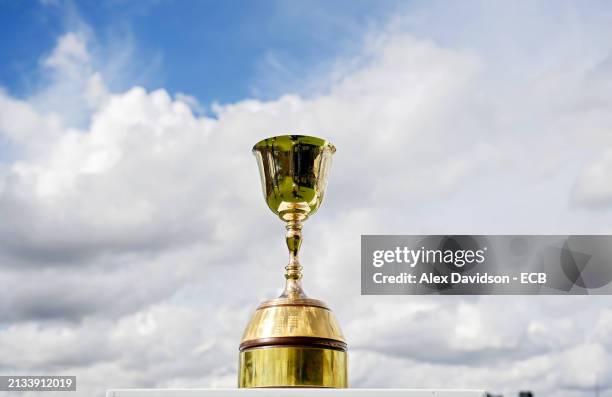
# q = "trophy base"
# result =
<box><xmin>238</xmin><ymin>297</ymin><xmax>348</xmax><ymax>388</ymax></box>
<box><xmin>238</xmin><ymin>346</ymin><xmax>347</xmax><ymax>388</ymax></box>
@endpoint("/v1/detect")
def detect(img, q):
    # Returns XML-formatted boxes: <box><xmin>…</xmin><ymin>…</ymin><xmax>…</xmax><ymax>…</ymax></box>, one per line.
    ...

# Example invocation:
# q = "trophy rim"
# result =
<box><xmin>252</xmin><ymin>134</ymin><xmax>336</xmax><ymax>154</ymax></box>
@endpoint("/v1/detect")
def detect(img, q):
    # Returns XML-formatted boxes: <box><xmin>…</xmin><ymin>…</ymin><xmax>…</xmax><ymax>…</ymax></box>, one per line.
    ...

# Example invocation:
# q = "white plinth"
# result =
<box><xmin>106</xmin><ymin>389</ymin><xmax>485</xmax><ymax>397</ymax></box>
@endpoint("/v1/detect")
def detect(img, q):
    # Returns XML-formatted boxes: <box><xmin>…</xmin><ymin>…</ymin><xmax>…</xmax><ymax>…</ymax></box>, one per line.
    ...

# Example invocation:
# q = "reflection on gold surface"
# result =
<box><xmin>239</xmin><ymin>347</ymin><xmax>348</xmax><ymax>388</ymax></box>
<box><xmin>252</xmin><ymin>135</ymin><xmax>335</xmax><ymax>222</ymax></box>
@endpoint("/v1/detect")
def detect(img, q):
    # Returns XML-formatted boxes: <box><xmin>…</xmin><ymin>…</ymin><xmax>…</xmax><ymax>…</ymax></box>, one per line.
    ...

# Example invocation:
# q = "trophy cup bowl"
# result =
<box><xmin>238</xmin><ymin>135</ymin><xmax>348</xmax><ymax>388</ymax></box>
<box><xmin>253</xmin><ymin>135</ymin><xmax>334</xmax><ymax>221</ymax></box>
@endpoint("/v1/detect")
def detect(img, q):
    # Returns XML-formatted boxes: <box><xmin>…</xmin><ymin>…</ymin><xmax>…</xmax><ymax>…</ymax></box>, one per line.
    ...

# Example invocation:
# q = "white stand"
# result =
<box><xmin>106</xmin><ymin>389</ymin><xmax>485</xmax><ymax>397</ymax></box>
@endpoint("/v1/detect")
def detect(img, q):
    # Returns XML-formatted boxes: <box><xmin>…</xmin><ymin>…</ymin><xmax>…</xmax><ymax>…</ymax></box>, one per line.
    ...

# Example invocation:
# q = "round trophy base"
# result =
<box><xmin>238</xmin><ymin>297</ymin><xmax>348</xmax><ymax>388</ymax></box>
<box><xmin>238</xmin><ymin>346</ymin><xmax>347</xmax><ymax>388</ymax></box>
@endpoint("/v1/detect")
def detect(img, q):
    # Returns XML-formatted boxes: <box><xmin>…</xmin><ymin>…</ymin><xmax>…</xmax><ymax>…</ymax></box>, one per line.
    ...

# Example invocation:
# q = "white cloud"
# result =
<box><xmin>573</xmin><ymin>149</ymin><xmax>612</xmax><ymax>208</ymax></box>
<box><xmin>31</xmin><ymin>33</ymin><xmax>108</xmax><ymax>127</ymax></box>
<box><xmin>43</xmin><ymin>33</ymin><xmax>90</xmax><ymax>74</ymax></box>
<box><xmin>1</xmin><ymin>5</ymin><xmax>612</xmax><ymax>397</ymax></box>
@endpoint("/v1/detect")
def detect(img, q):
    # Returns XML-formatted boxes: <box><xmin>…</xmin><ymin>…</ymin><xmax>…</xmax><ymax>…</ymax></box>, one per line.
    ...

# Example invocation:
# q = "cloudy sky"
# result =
<box><xmin>1</xmin><ymin>1</ymin><xmax>612</xmax><ymax>396</ymax></box>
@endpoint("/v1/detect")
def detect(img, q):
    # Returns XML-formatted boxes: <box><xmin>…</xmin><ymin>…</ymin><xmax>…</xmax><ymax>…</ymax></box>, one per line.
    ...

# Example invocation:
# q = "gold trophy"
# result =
<box><xmin>238</xmin><ymin>135</ymin><xmax>348</xmax><ymax>388</ymax></box>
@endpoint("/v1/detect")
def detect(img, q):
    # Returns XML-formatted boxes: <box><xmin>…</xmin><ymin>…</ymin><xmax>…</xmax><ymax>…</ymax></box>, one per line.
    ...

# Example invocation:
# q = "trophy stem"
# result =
<box><xmin>281</xmin><ymin>219</ymin><xmax>306</xmax><ymax>298</ymax></box>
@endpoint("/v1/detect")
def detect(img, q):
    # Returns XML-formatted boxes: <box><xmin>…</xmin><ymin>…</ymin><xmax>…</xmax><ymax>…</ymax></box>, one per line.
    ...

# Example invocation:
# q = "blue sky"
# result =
<box><xmin>0</xmin><ymin>0</ymin><xmax>404</xmax><ymax>105</ymax></box>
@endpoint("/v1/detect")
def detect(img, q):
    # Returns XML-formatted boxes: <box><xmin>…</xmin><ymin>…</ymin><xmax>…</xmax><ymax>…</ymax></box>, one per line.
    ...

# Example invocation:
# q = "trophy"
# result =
<box><xmin>238</xmin><ymin>135</ymin><xmax>348</xmax><ymax>388</ymax></box>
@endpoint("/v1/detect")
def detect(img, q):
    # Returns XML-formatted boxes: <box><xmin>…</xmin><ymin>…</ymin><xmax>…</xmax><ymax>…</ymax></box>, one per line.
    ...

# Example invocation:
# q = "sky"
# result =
<box><xmin>1</xmin><ymin>1</ymin><xmax>612</xmax><ymax>396</ymax></box>
<box><xmin>0</xmin><ymin>0</ymin><xmax>400</xmax><ymax>104</ymax></box>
